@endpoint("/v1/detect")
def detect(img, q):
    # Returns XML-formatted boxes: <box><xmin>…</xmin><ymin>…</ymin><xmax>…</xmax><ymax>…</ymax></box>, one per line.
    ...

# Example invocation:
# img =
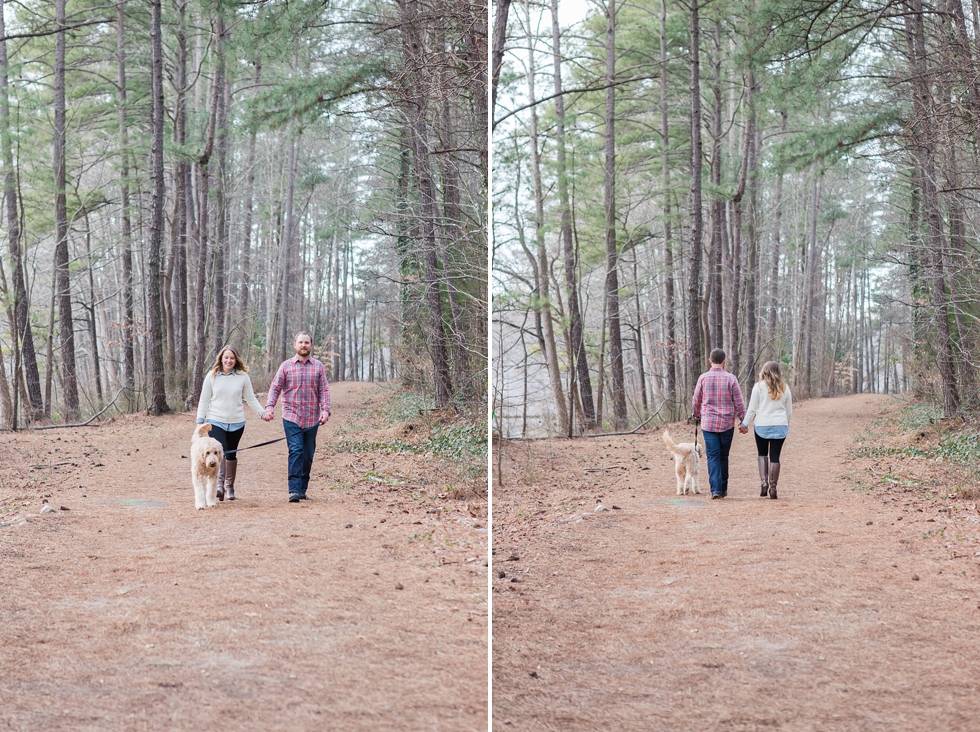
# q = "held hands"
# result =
<box><xmin>738</xmin><ymin>424</ymin><xmax>749</xmax><ymax>434</ymax></box>
<box><xmin>261</xmin><ymin>409</ymin><xmax>274</xmax><ymax>422</ymax></box>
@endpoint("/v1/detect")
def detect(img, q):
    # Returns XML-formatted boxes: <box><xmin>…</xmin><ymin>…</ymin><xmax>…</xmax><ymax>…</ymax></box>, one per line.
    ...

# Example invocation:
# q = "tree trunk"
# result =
<box><xmin>117</xmin><ymin>1</ymin><xmax>137</xmax><ymax>398</ymax></box>
<box><xmin>744</xmin><ymin>93</ymin><xmax>760</xmax><ymax>385</ymax></box>
<box><xmin>84</xmin><ymin>218</ymin><xmax>103</xmax><ymax>405</ymax></box>
<box><xmin>240</xmin><ymin>62</ymin><xmax>261</xmax><ymax>323</ymax></box>
<box><xmin>687</xmin><ymin>0</ymin><xmax>705</xmax><ymax>393</ymax></box>
<box><xmin>0</xmin><ymin>0</ymin><xmax>43</xmax><ymax>422</ymax></box>
<box><xmin>147</xmin><ymin>0</ymin><xmax>169</xmax><ymax>415</ymax></box>
<box><xmin>54</xmin><ymin>0</ymin><xmax>80</xmax><ymax>421</ymax></box>
<box><xmin>769</xmin><ymin>110</ymin><xmax>787</xmax><ymax>351</ymax></box>
<box><xmin>193</xmin><ymin>12</ymin><xmax>224</xmax><ymax>402</ymax></box>
<box><xmin>604</xmin><ymin>0</ymin><xmax>627</xmax><ymax>430</ymax></box>
<box><xmin>728</xmin><ymin>85</ymin><xmax>753</xmax><ymax>382</ymax></box>
<box><xmin>525</xmin><ymin>2</ymin><xmax>568</xmax><ymax>435</ymax></box>
<box><xmin>214</xmin><ymin>49</ymin><xmax>229</xmax><ymax>349</ymax></box>
<box><xmin>280</xmin><ymin>133</ymin><xmax>297</xmax><ymax>359</ymax></box>
<box><xmin>659</xmin><ymin>0</ymin><xmax>677</xmax><ymax>407</ymax></box>
<box><xmin>906</xmin><ymin>0</ymin><xmax>959</xmax><ymax>415</ymax></box>
<box><xmin>399</xmin><ymin>0</ymin><xmax>453</xmax><ymax>407</ymax></box>
<box><xmin>491</xmin><ymin>0</ymin><xmax>512</xmax><ymax>114</ymax></box>
<box><xmin>707</xmin><ymin>22</ymin><xmax>724</xmax><ymax>351</ymax></box>
<box><xmin>170</xmin><ymin>0</ymin><xmax>188</xmax><ymax>397</ymax></box>
<box><xmin>551</xmin><ymin>0</ymin><xmax>596</xmax><ymax>430</ymax></box>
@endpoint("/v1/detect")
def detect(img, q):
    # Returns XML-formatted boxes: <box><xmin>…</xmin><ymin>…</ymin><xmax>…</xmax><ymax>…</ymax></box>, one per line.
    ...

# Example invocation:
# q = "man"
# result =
<box><xmin>262</xmin><ymin>332</ymin><xmax>331</xmax><ymax>502</ymax></box>
<box><xmin>692</xmin><ymin>348</ymin><xmax>746</xmax><ymax>500</ymax></box>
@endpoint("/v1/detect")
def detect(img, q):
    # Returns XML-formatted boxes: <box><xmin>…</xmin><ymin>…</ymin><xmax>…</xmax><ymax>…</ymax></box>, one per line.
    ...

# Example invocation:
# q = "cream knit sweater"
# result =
<box><xmin>196</xmin><ymin>370</ymin><xmax>265</xmax><ymax>425</ymax></box>
<box><xmin>742</xmin><ymin>381</ymin><xmax>793</xmax><ymax>427</ymax></box>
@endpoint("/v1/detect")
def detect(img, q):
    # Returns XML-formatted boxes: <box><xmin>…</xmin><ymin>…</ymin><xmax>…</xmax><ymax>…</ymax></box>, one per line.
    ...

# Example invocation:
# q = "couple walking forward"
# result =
<box><xmin>692</xmin><ymin>348</ymin><xmax>793</xmax><ymax>500</ymax></box>
<box><xmin>196</xmin><ymin>332</ymin><xmax>330</xmax><ymax>503</ymax></box>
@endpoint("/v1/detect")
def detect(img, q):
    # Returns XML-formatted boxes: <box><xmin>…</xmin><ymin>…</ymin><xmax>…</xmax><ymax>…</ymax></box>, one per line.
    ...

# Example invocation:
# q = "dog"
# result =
<box><xmin>662</xmin><ymin>429</ymin><xmax>701</xmax><ymax>495</ymax></box>
<box><xmin>191</xmin><ymin>423</ymin><xmax>224</xmax><ymax>509</ymax></box>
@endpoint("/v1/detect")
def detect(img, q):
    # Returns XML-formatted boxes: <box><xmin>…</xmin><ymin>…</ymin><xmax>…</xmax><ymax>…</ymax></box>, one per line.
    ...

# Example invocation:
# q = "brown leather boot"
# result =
<box><xmin>216</xmin><ymin>459</ymin><xmax>227</xmax><ymax>501</ymax></box>
<box><xmin>768</xmin><ymin>462</ymin><xmax>780</xmax><ymax>500</ymax></box>
<box><xmin>225</xmin><ymin>460</ymin><xmax>238</xmax><ymax>501</ymax></box>
<box><xmin>758</xmin><ymin>456</ymin><xmax>770</xmax><ymax>497</ymax></box>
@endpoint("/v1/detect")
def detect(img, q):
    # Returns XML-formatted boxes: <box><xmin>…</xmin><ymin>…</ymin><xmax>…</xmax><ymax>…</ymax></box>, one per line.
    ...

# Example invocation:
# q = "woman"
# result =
<box><xmin>196</xmin><ymin>346</ymin><xmax>265</xmax><ymax>501</ymax></box>
<box><xmin>740</xmin><ymin>361</ymin><xmax>793</xmax><ymax>500</ymax></box>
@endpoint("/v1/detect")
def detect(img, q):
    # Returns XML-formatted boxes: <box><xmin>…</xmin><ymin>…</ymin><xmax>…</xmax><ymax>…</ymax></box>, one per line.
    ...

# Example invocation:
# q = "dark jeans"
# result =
<box><xmin>208</xmin><ymin>424</ymin><xmax>244</xmax><ymax>462</ymax></box>
<box><xmin>754</xmin><ymin>432</ymin><xmax>785</xmax><ymax>463</ymax></box>
<box><xmin>284</xmin><ymin>419</ymin><xmax>319</xmax><ymax>496</ymax></box>
<box><xmin>702</xmin><ymin>428</ymin><xmax>734</xmax><ymax>497</ymax></box>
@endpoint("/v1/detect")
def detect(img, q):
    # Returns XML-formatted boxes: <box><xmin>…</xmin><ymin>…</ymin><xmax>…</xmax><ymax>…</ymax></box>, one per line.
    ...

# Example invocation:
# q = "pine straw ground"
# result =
<box><xmin>492</xmin><ymin>393</ymin><xmax>980</xmax><ymax>731</ymax></box>
<box><xmin>0</xmin><ymin>381</ymin><xmax>488</xmax><ymax>732</ymax></box>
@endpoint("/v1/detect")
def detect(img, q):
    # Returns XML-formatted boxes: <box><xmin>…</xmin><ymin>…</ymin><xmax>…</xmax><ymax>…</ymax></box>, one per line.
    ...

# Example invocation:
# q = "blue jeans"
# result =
<box><xmin>283</xmin><ymin>420</ymin><xmax>319</xmax><ymax>496</ymax></box>
<box><xmin>702</xmin><ymin>428</ymin><xmax>734</xmax><ymax>497</ymax></box>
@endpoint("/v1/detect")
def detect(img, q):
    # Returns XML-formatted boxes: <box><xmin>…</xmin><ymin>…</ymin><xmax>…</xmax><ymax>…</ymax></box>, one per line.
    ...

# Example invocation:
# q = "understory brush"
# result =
<box><xmin>332</xmin><ymin>386</ymin><xmax>487</xmax><ymax>498</ymax></box>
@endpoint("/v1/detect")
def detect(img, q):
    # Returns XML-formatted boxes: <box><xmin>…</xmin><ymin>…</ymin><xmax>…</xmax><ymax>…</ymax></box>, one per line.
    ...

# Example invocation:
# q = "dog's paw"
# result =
<box><xmin>195</xmin><ymin>504</ymin><xmax>206</xmax><ymax>510</ymax></box>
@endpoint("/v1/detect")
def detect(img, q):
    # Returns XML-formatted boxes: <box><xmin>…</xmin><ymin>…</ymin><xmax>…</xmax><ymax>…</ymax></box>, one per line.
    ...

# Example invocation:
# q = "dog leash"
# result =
<box><xmin>222</xmin><ymin>420</ymin><xmax>323</xmax><ymax>455</ymax></box>
<box><xmin>223</xmin><ymin>436</ymin><xmax>287</xmax><ymax>455</ymax></box>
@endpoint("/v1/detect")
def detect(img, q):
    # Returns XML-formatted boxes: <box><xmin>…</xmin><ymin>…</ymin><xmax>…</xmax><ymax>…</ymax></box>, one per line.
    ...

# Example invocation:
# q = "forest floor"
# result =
<box><xmin>492</xmin><ymin>393</ymin><xmax>980</xmax><ymax>731</ymax></box>
<box><xmin>0</xmin><ymin>381</ymin><xmax>488</xmax><ymax>732</ymax></box>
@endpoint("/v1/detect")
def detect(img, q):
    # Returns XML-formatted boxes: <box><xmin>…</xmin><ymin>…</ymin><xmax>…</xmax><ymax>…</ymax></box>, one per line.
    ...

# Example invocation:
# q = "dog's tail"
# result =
<box><xmin>193</xmin><ymin>423</ymin><xmax>212</xmax><ymax>440</ymax></box>
<box><xmin>662</xmin><ymin>429</ymin><xmax>679</xmax><ymax>454</ymax></box>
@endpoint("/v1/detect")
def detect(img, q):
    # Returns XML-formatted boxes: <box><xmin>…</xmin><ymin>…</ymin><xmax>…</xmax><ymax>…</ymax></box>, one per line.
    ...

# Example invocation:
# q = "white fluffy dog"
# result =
<box><xmin>191</xmin><ymin>423</ymin><xmax>224</xmax><ymax>509</ymax></box>
<box><xmin>662</xmin><ymin>429</ymin><xmax>701</xmax><ymax>495</ymax></box>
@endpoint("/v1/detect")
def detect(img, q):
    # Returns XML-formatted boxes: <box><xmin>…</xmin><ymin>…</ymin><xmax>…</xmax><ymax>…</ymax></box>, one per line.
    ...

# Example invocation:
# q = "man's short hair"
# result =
<box><xmin>294</xmin><ymin>331</ymin><xmax>313</xmax><ymax>343</ymax></box>
<box><xmin>709</xmin><ymin>348</ymin><xmax>726</xmax><ymax>364</ymax></box>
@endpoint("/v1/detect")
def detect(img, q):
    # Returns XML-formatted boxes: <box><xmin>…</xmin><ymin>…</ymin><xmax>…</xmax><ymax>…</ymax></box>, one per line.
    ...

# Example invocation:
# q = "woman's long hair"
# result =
<box><xmin>759</xmin><ymin>361</ymin><xmax>785</xmax><ymax>400</ymax></box>
<box><xmin>210</xmin><ymin>346</ymin><xmax>248</xmax><ymax>377</ymax></box>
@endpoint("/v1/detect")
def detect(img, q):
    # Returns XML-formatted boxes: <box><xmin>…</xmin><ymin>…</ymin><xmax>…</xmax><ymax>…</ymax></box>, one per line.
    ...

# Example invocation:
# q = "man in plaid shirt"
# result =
<box><xmin>692</xmin><ymin>348</ymin><xmax>746</xmax><ymax>499</ymax></box>
<box><xmin>262</xmin><ymin>332</ymin><xmax>331</xmax><ymax>502</ymax></box>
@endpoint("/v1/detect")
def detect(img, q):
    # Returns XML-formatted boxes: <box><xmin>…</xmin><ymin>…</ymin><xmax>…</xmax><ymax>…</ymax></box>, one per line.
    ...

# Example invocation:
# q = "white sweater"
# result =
<box><xmin>742</xmin><ymin>381</ymin><xmax>793</xmax><ymax>427</ymax></box>
<box><xmin>196</xmin><ymin>370</ymin><xmax>265</xmax><ymax>425</ymax></box>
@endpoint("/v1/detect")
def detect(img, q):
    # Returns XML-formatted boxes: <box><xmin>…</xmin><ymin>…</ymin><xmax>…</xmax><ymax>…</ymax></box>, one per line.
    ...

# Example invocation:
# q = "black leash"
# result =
<box><xmin>223</xmin><ymin>436</ymin><xmax>287</xmax><ymax>455</ymax></box>
<box><xmin>222</xmin><ymin>420</ymin><xmax>322</xmax><ymax>455</ymax></box>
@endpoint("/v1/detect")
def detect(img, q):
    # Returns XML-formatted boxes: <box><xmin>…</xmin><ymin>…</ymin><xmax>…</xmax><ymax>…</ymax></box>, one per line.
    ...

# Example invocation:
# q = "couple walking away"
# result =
<box><xmin>691</xmin><ymin>348</ymin><xmax>793</xmax><ymax>500</ymax></box>
<box><xmin>196</xmin><ymin>332</ymin><xmax>331</xmax><ymax>503</ymax></box>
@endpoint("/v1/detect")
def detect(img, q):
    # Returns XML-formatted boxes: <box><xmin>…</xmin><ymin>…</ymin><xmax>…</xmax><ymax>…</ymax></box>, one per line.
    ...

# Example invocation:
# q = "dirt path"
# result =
<box><xmin>1</xmin><ymin>382</ymin><xmax>487</xmax><ymax>732</ymax></box>
<box><xmin>492</xmin><ymin>394</ymin><xmax>980</xmax><ymax>731</ymax></box>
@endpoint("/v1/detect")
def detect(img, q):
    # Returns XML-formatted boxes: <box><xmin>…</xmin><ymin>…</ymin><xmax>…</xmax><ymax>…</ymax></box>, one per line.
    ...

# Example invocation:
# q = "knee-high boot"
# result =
<box><xmin>225</xmin><ymin>460</ymin><xmax>238</xmax><ymax>501</ymax></box>
<box><xmin>768</xmin><ymin>462</ymin><xmax>780</xmax><ymax>500</ymax></box>
<box><xmin>216</xmin><ymin>459</ymin><xmax>227</xmax><ymax>501</ymax></box>
<box><xmin>758</xmin><ymin>456</ymin><xmax>770</xmax><ymax>497</ymax></box>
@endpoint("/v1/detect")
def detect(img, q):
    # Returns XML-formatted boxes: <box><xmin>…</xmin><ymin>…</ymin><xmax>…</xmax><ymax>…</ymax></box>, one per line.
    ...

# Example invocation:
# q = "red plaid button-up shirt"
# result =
<box><xmin>265</xmin><ymin>356</ymin><xmax>331</xmax><ymax>429</ymax></box>
<box><xmin>692</xmin><ymin>366</ymin><xmax>745</xmax><ymax>433</ymax></box>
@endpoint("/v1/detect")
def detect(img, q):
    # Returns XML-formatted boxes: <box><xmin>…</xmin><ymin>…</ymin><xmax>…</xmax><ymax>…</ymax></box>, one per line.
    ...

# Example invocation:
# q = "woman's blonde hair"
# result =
<box><xmin>210</xmin><ymin>346</ymin><xmax>248</xmax><ymax>376</ymax></box>
<box><xmin>759</xmin><ymin>361</ymin><xmax>785</xmax><ymax>400</ymax></box>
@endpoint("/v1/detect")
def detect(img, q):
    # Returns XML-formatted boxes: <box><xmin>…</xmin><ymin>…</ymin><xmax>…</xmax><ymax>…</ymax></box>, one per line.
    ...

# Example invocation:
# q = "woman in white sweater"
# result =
<box><xmin>740</xmin><ymin>361</ymin><xmax>793</xmax><ymax>500</ymax></box>
<box><xmin>196</xmin><ymin>347</ymin><xmax>266</xmax><ymax>501</ymax></box>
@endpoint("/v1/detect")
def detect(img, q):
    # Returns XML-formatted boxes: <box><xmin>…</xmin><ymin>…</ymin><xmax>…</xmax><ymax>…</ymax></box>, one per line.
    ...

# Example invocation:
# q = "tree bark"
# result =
<box><xmin>604</xmin><ymin>0</ymin><xmax>627</xmax><ymax>430</ymax></box>
<box><xmin>659</xmin><ymin>0</ymin><xmax>677</xmax><ymax>407</ymax></box>
<box><xmin>170</xmin><ymin>0</ymin><xmax>188</xmax><ymax>397</ymax></box>
<box><xmin>707</xmin><ymin>22</ymin><xmax>724</xmax><ymax>351</ymax></box>
<box><xmin>687</xmin><ymin>0</ymin><xmax>705</xmax><ymax>393</ymax></box>
<box><xmin>193</xmin><ymin>11</ymin><xmax>224</xmax><ymax>401</ymax></box>
<box><xmin>54</xmin><ymin>0</ymin><xmax>80</xmax><ymax>421</ymax></box>
<box><xmin>491</xmin><ymin>0</ymin><xmax>512</xmax><ymax>114</ymax></box>
<box><xmin>117</xmin><ymin>1</ymin><xmax>136</xmax><ymax>397</ymax></box>
<box><xmin>400</xmin><ymin>0</ymin><xmax>454</xmax><ymax>407</ymax></box>
<box><xmin>240</xmin><ymin>61</ymin><xmax>261</xmax><ymax>324</ymax></box>
<box><xmin>906</xmin><ymin>0</ymin><xmax>959</xmax><ymax>415</ymax></box>
<box><xmin>524</xmin><ymin>3</ymin><xmax>568</xmax><ymax>435</ymax></box>
<box><xmin>147</xmin><ymin>0</ymin><xmax>169</xmax><ymax>415</ymax></box>
<box><xmin>551</xmin><ymin>0</ymin><xmax>596</xmax><ymax>430</ymax></box>
<box><xmin>0</xmin><ymin>0</ymin><xmax>43</xmax><ymax>422</ymax></box>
